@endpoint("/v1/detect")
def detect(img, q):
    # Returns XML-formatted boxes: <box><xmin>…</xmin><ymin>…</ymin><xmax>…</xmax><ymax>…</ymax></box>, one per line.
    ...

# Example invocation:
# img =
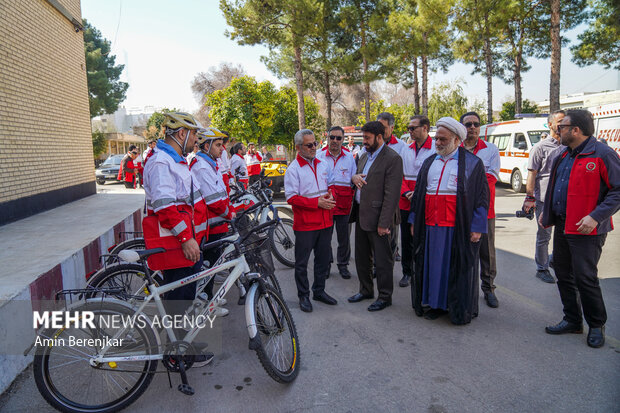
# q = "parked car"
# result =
<box><xmin>261</xmin><ymin>159</ymin><xmax>287</xmax><ymax>193</ymax></box>
<box><xmin>95</xmin><ymin>154</ymin><xmax>124</xmax><ymax>185</ymax></box>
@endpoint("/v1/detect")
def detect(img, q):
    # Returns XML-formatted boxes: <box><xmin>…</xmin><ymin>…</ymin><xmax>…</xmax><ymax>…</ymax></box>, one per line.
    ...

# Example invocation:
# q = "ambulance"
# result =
<box><xmin>589</xmin><ymin>102</ymin><xmax>620</xmax><ymax>155</ymax></box>
<box><xmin>480</xmin><ymin>116</ymin><xmax>550</xmax><ymax>192</ymax></box>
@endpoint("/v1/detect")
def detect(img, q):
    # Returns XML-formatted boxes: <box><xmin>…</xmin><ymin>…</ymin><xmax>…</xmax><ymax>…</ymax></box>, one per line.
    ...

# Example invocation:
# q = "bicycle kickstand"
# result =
<box><xmin>176</xmin><ymin>357</ymin><xmax>195</xmax><ymax>396</ymax></box>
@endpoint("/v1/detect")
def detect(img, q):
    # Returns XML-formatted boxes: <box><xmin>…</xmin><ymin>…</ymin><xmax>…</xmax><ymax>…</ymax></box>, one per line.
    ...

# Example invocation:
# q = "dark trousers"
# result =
<box><xmin>399</xmin><ymin>209</ymin><xmax>414</xmax><ymax>278</ymax></box>
<box><xmin>329</xmin><ymin>214</ymin><xmax>351</xmax><ymax>268</ymax></box>
<box><xmin>249</xmin><ymin>174</ymin><xmax>260</xmax><ymax>185</ymax></box>
<box><xmin>479</xmin><ymin>217</ymin><xmax>497</xmax><ymax>293</ymax></box>
<box><xmin>553</xmin><ymin>220</ymin><xmax>607</xmax><ymax>328</ymax></box>
<box><xmin>202</xmin><ymin>232</ymin><xmax>227</xmax><ymax>299</ymax></box>
<box><xmin>294</xmin><ymin>227</ymin><xmax>331</xmax><ymax>297</ymax></box>
<box><xmin>355</xmin><ymin>220</ymin><xmax>394</xmax><ymax>302</ymax></box>
<box><xmin>162</xmin><ymin>258</ymin><xmax>203</xmax><ymax>321</ymax></box>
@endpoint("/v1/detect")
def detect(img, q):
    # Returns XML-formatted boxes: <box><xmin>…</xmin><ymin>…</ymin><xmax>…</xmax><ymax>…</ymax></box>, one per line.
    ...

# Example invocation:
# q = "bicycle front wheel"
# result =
<box><xmin>33</xmin><ymin>301</ymin><xmax>158</xmax><ymax>413</ymax></box>
<box><xmin>252</xmin><ymin>284</ymin><xmax>300</xmax><ymax>383</ymax></box>
<box><xmin>269</xmin><ymin>218</ymin><xmax>295</xmax><ymax>268</ymax></box>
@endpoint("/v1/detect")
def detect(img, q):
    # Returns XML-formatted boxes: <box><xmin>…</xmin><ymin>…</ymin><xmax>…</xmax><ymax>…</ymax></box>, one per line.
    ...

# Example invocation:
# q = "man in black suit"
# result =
<box><xmin>348</xmin><ymin>121</ymin><xmax>404</xmax><ymax>311</ymax></box>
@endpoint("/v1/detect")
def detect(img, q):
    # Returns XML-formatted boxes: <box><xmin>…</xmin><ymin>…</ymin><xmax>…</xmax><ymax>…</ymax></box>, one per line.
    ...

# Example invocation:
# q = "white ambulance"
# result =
<box><xmin>480</xmin><ymin>116</ymin><xmax>550</xmax><ymax>192</ymax></box>
<box><xmin>589</xmin><ymin>102</ymin><xmax>620</xmax><ymax>155</ymax></box>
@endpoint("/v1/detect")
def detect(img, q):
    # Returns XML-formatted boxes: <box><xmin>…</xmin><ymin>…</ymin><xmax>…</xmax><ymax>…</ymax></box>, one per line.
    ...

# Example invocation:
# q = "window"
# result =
<box><xmin>487</xmin><ymin>134</ymin><xmax>510</xmax><ymax>150</ymax></box>
<box><xmin>527</xmin><ymin>130</ymin><xmax>547</xmax><ymax>145</ymax></box>
<box><xmin>513</xmin><ymin>133</ymin><xmax>527</xmax><ymax>150</ymax></box>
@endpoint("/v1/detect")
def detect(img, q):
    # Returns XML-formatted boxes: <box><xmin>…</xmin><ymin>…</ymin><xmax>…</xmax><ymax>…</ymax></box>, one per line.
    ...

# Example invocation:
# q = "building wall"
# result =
<box><xmin>0</xmin><ymin>0</ymin><xmax>95</xmax><ymax>225</ymax></box>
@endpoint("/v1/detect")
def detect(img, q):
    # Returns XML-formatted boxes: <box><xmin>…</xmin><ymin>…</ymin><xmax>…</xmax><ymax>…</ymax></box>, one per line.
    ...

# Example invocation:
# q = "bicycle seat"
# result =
<box><xmin>118</xmin><ymin>248</ymin><xmax>165</xmax><ymax>263</ymax></box>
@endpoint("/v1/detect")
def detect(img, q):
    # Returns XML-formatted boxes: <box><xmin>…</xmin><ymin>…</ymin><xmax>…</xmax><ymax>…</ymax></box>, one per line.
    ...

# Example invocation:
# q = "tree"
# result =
<box><xmin>207</xmin><ymin>76</ymin><xmax>323</xmax><ymax>145</ymax></box>
<box><xmin>498</xmin><ymin>99</ymin><xmax>540</xmax><ymax>121</ymax></box>
<box><xmin>191</xmin><ymin>62</ymin><xmax>246</xmax><ymax>124</ymax></box>
<box><xmin>453</xmin><ymin>0</ymin><xmax>509</xmax><ymax>123</ymax></box>
<box><xmin>571</xmin><ymin>0</ymin><xmax>620</xmax><ymax>70</ymax></box>
<box><xmin>92</xmin><ymin>130</ymin><xmax>107</xmax><ymax>157</ymax></box>
<box><xmin>221</xmin><ymin>0</ymin><xmax>320</xmax><ymax>129</ymax></box>
<box><xmin>427</xmin><ymin>82</ymin><xmax>469</xmax><ymax>125</ymax></box>
<box><xmin>496</xmin><ymin>1</ymin><xmax>548</xmax><ymax>115</ymax></box>
<box><xmin>547</xmin><ymin>0</ymin><xmax>587</xmax><ymax>111</ymax></box>
<box><xmin>335</xmin><ymin>0</ymin><xmax>392</xmax><ymax>121</ymax></box>
<box><xmin>357</xmin><ymin>100</ymin><xmax>417</xmax><ymax>137</ymax></box>
<box><xmin>83</xmin><ymin>19</ymin><xmax>128</xmax><ymax>118</ymax></box>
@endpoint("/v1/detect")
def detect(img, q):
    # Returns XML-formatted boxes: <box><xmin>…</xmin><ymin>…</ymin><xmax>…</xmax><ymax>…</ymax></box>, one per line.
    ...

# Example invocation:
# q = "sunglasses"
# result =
<box><xmin>131</xmin><ymin>152</ymin><xmax>138</xmax><ymax>155</ymax></box>
<box><xmin>557</xmin><ymin>124</ymin><xmax>575</xmax><ymax>131</ymax></box>
<box><xmin>302</xmin><ymin>142</ymin><xmax>318</xmax><ymax>149</ymax></box>
<box><xmin>407</xmin><ymin>125</ymin><xmax>422</xmax><ymax>131</ymax></box>
<box><xmin>329</xmin><ymin>135</ymin><xmax>343</xmax><ymax>141</ymax></box>
<box><xmin>463</xmin><ymin>122</ymin><xmax>480</xmax><ymax>128</ymax></box>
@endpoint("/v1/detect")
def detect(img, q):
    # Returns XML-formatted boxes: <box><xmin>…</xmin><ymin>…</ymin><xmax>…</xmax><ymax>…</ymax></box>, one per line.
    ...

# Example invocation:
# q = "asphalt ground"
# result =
<box><xmin>1</xmin><ymin>184</ymin><xmax>618</xmax><ymax>413</ymax></box>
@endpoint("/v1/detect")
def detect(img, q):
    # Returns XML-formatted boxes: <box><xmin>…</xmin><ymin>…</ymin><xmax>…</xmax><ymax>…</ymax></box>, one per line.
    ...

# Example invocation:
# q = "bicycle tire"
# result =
<box><xmin>269</xmin><ymin>218</ymin><xmax>295</xmax><ymax>268</ymax></box>
<box><xmin>106</xmin><ymin>238</ymin><xmax>146</xmax><ymax>265</ymax></box>
<box><xmin>252</xmin><ymin>284</ymin><xmax>300</xmax><ymax>383</ymax></box>
<box><xmin>87</xmin><ymin>263</ymin><xmax>160</xmax><ymax>300</ymax></box>
<box><xmin>33</xmin><ymin>301</ymin><xmax>158</xmax><ymax>413</ymax></box>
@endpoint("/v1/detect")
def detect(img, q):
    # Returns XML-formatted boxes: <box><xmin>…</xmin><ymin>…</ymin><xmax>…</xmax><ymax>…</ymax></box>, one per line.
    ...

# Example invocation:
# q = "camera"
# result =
<box><xmin>515</xmin><ymin>208</ymin><xmax>534</xmax><ymax>220</ymax></box>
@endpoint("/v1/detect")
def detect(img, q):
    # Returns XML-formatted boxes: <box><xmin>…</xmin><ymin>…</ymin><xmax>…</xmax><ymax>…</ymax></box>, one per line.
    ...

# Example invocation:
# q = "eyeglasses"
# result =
<box><xmin>407</xmin><ymin>125</ymin><xmax>421</xmax><ymax>132</ymax></box>
<box><xmin>302</xmin><ymin>142</ymin><xmax>318</xmax><ymax>149</ymax></box>
<box><xmin>463</xmin><ymin>122</ymin><xmax>480</xmax><ymax>128</ymax></box>
<box><xmin>557</xmin><ymin>124</ymin><xmax>574</xmax><ymax>131</ymax></box>
<box><xmin>329</xmin><ymin>135</ymin><xmax>343</xmax><ymax>141</ymax></box>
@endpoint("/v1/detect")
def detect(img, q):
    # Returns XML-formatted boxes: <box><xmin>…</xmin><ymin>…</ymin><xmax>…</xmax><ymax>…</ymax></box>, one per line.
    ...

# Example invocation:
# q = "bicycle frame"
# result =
<box><xmin>88</xmin><ymin>253</ymin><xmax>259</xmax><ymax>365</ymax></box>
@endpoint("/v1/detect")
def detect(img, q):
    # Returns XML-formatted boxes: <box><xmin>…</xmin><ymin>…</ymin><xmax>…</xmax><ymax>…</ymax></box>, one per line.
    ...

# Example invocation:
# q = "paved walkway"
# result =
<box><xmin>1</xmin><ymin>185</ymin><xmax>618</xmax><ymax>412</ymax></box>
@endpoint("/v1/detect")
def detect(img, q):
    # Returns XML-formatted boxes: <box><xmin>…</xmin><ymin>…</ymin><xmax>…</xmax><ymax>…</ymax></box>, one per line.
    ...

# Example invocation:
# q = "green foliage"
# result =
<box><xmin>357</xmin><ymin>100</ymin><xmax>417</xmax><ymax>137</ymax></box>
<box><xmin>207</xmin><ymin>76</ymin><xmax>324</xmax><ymax>145</ymax></box>
<box><xmin>427</xmin><ymin>81</ymin><xmax>487</xmax><ymax>125</ymax></box>
<box><xmin>92</xmin><ymin>130</ymin><xmax>107</xmax><ymax>157</ymax></box>
<box><xmin>499</xmin><ymin>99</ymin><xmax>540</xmax><ymax>121</ymax></box>
<box><xmin>145</xmin><ymin>108</ymin><xmax>180</xmax><ymax>140</ymax></box>
<box><xmin>83</xmin><ymin>20</ymin><xmax>128</xmax><ymax>118</ymax></box>
<box><xmin>571</xmin><ymin>0</ymin><xmax>620</xmax><ymax>70</ymax></box>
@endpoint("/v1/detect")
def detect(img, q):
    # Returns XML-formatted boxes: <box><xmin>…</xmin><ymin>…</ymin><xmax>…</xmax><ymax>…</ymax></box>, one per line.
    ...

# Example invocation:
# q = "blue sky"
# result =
<box><xmin>81</xmin><ymin>0</ymin><xmax>619</xmax><ymax>114</ymax></box>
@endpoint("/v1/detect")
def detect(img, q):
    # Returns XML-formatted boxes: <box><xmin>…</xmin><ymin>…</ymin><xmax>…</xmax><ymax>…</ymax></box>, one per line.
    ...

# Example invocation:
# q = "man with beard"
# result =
<box><xmin>409</xmin><ymin>117</ymin><xmax>489</xmax><ymax>324</ymax></box>
<box><xmin>348</xmin><ymin>121</ymin><xmax>403</xmax><ymax>312</ymax></box>
<box><xmin>541</xmin><ymin>109</ymin><xmax>620</xmax><ymax>348</ymax></box>
<box><xmin>230</xmin><ymin>142</ymin><xmax>249</xmax><ymax>189</ymax></box>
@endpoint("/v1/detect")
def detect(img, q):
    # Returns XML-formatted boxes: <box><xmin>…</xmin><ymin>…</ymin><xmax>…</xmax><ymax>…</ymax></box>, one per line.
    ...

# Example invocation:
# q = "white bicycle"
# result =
<box><xmin>32</xmin><ymin>219</ymin><xmax>300</xmax><ymax>413</ymax></box>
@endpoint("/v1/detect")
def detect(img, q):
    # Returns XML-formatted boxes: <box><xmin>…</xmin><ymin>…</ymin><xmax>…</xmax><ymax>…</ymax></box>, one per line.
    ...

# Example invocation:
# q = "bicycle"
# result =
<box><xmin>86</xmin><ymin>204</ymin><xmax>282</xmax><ymax>300</ymax></box>
<box><xmin>32</xmin><ymin>218</ymin><xmax>300</xmax><ymax>413</ymax></box>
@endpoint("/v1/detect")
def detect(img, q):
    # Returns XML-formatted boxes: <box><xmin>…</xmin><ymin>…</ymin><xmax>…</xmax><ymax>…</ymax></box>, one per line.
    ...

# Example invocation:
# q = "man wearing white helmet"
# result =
<box><xmin>190</xmin><ymin>127</ymin><xmax>234</xmax><ymax>317</ymax></box>
<box><xmin>142</xmin><ymin>111</ymin><xmax>211</xmax><ymax>362</ymax></box>
<box><xmin>409</xmin><ymin>117</ymin><xmax>489</xmax><ymax>325</ymax></box>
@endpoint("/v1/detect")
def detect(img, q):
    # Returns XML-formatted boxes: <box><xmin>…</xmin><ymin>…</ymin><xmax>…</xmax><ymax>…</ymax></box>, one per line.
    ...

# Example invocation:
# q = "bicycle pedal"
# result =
<box><xmin>177</xmin><ymin>383</ymin><xmax>195</xmax><ymax>396</ymax></box>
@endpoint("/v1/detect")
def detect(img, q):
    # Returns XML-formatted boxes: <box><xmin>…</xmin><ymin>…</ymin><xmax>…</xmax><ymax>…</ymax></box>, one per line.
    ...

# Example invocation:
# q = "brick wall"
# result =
<box><xmin>0</xmin><ymin>0</ymin><xmax>93</xmax><ymax>205</ymax></box>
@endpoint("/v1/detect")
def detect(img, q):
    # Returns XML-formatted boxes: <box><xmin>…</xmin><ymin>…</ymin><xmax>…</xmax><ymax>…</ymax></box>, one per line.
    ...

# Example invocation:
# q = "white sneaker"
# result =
<box><xmin>217</xmin><ymin>298</ymin><xmax>227</xmax><ymax>306</ymax></box>
<box><xmin>213</xmin><ymin>307</ymin><xmax>229</xmax><ymax>317</ymax></box>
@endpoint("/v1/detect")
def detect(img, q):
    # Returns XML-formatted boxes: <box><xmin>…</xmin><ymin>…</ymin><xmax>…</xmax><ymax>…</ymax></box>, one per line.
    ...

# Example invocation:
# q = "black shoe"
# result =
<box><xmin>339</xmin><ymin>266</ymin><xmax>351</xmax><ymax>279</ymax></box>
<box><xmin>348</xmin><ymin>293</ymin><xmax>373</xmax><ymax>303</ymax></box>
<box><xmin>299</xmin><ymin>296</ymin><xmax>313</xmax><ymax>313</ymax></box>
<box><xmin>423</xmin><ymin>308</ymin><xmax>447</xmax><ymax>320</ymax></box>
<box><xmin>545</xmin><ymin>319</ymin><xmax>583</xmax><ymax>335</ymax></box>
<box><xmin>536</xmin><ymin>269</ymin><xmax>555</xmax><ymax>284</ymax></box>
<box><xmin>313</xmin><ymin>291</ymin><xmax>338</xmax><ymax>305</ymax></box>
<box><xmin>398</xmin><ymin>275</ymin><xmax>411</xmax><ymax>287</ymax></box>
<box><xmin>191</xmin><ymin>351</ymin><xmax>214</xmax><ymax>368</ymax></box>
<box><xmin>484</xmin><ymin>292</ymin><xmax>499</xmax><ymax>308</ymax></box>
<box><xmin>587</xmin><ymin>326</ymin><xmax>605</xmax><ymax>348</ymax></box>
<box><xmin>368</xmin><ymin>299</ymin><xmax>391</xmax><ymax>312</ymax></box>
